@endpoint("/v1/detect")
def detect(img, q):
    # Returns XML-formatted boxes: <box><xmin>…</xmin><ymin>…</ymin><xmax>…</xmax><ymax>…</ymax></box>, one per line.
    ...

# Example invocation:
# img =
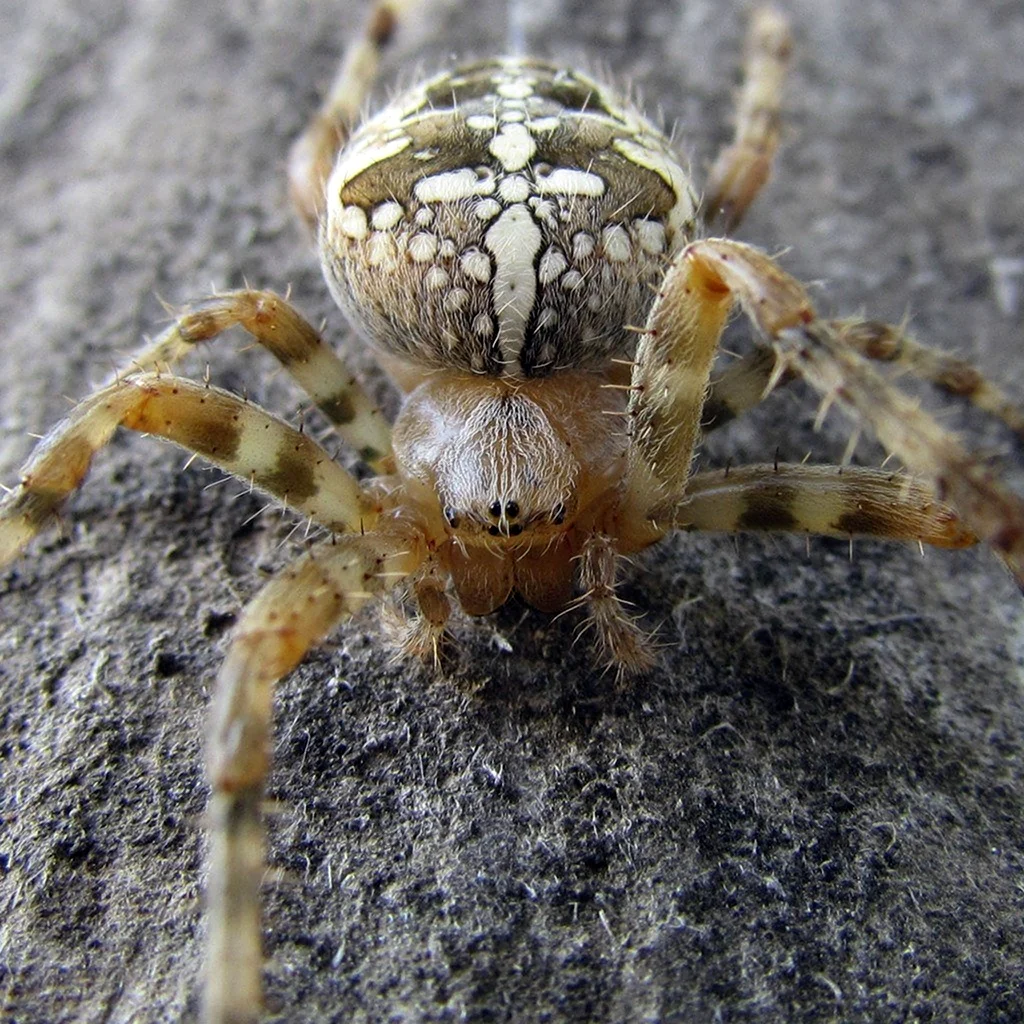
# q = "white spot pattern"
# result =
<box><xmin>539</xmin><ymin>247</ymin><xmax>568</xmax><ymax>285</ymax></box>
<box><xmin>488</xmin><ymin>123</ymin><xmax>536</xmax><ymax>171</ymax></box>
<box><xmin>415</xmin><ymin>168</ymin><xmax>496</xmax><ymax>203</ymax></box>
<box><xmin>460</xmin><ymin>249</ymin><xmax>492</xmax><ymax>283</ymax></box>
<box><xmin>371</xmin><ymin>201</ymin><xmax>404</xmax><ymax>230</ymax></box>
<box><xmin>535</xmin><ymin>168</ymin><xmax>605</xmax><ymax>197</ymax></box>
<box><xmin>474</xmin><ymin>199</ymin><xmax>502</xmax><ymax>221</ymax></box>
<box><xmin>498</xmin><ymin>175</ymin><xmax>531</xmax><ymax>203</ymax></box>
<box><xmin>339</xmin><ymin>206</ymin><xmax>369</xmax><ymax>239</ymax></box>
<box><xmin>409</xmin><ymin>233</ymin><xmax>439</xmax><ymax>262</ymax></box>
<box><xmin>602</xmin><ymin>224</ymin><xmax>632</xmax><ymax>262</ymax></box>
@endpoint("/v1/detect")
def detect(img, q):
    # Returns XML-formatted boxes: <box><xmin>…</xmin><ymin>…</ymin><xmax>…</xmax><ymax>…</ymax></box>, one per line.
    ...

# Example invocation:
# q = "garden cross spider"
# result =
<box><xmin>3</xmin><ymin>2</ymin><xmax>1023</xmax><ymax>1023</ymax></box>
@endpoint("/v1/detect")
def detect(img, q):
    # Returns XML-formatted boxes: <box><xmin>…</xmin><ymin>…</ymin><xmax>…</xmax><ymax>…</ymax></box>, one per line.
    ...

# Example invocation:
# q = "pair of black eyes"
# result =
<box><xmin>488</xmin><ymin>523</ymin><xmax>523</xmax><ymax>537</ymax></box>
<box><xmin>441</xmin><ymin>503</ymin><xmax>518</xmax><ymax>525</ymax></box>
<box><xmin>488</xmin><ymin>500</ymin><xmax>520</xmax><ymax>519</ymax></box>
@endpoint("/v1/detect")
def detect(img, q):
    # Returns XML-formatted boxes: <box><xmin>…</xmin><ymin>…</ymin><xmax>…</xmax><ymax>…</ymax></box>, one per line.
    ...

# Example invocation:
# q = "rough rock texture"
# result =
<box><xmin>2</xmin><ymin>1</ymin><xmax>1023</xmax><ymax>1022</ymax></box>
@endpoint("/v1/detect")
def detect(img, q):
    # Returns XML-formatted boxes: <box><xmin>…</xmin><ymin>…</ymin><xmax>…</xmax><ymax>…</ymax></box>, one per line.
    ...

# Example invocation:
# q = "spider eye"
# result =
<box><xmin>488</xmin><ymin>500</ymin><xmax>502</xmax><ymax>518</ymax></box>
<box><xmin>487</xmin><ymin>525</ymin><xmax>501</xmax><ymax>536</ymax></box>
<box><xmin>444</xmin><ymin>506</ymin><xmax>460</xmax><ymax>528</ymax></box>
<box><xmin>551</xmin><ymin>502</ymin><xmax>566</xmax><ymax>525</ymax></box>
<box><xmin>504</xmin><ymin>500</ymin><xmax>520</xmax><ymax>519</ymax></box>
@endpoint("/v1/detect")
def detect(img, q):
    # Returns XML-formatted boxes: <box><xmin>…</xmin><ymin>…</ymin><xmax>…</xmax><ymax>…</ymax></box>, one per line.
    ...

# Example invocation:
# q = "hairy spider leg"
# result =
<box><xmin>700</xmin><ymin>347</ymin><xmax>791</xmax><ymax>431</ymax></box>
<box><xmin>577</xmin><ymin>532</ymin><xmax>658</xmax><ymax>679</ymax></box>
<box><xmin>132</xmin><ymin>289</ymin><xmax>392</xmax><ymax>469</ymax></box>
<box><xmin>0</xmin><ymin>375</ymin><xmax>376</xmax><ymax>565</ymax></box>
<box><xmin>696</xmin><ymin>12</ymin><xmax>1020</xmax><ymax>439</ymax></box>
<box><xmin>669</xmin><ymin>463</ymin><xmax>976</xmax><ymax>548</ymax></box>
<box><xmin>774</xmin><ymin>317</ymin><xmax>1024</xmax><ymax>585</ymax></box>
<box><xmin>568</xmin><ymin>248</ymin><xmax>737</xmax><ymax>668</ymax></box>
<box><xmin>701</xmin><ymin>5</ymin><xmax>793</xmax><ymax>232</ymax></box>
<box><xmin>288</xmin><ymin>0</ymin><xmax>418</xmax><ymax>227</ymax></box>
<box><xmin>204</xmin><ymin>530</ymin><xmax>426</xmax><ymax>1024</ymax></box>
<box><xmin>700</xmin><ymin>318</ymin><xmax>1024</xmax><ymax>441</ymax></box>
<box><xmin>624</xmin><ymin>237</ymin><xmax>1023</xmax><ymax>583</ymax></box>
<box><xmin>622</xmin><ymin>240</ymin><xmax>740</xmax><ymax>513</ymax></box>
<box><xmin>379</xmin><ymin>554</ymin><xmax>455</xmax><ymax>663</ymax></box>
<box><xmin>833</xmin><ymin>319</ymin><xmax>1024</xmax><ymax>442</ymax></box>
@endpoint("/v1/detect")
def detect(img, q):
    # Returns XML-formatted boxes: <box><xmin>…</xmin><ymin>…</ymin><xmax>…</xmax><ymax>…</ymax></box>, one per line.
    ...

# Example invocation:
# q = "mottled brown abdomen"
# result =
<box><xmin>320</xmin><ymin>58</ymin><xmax>698</xmax><ymax>378</ymax></box>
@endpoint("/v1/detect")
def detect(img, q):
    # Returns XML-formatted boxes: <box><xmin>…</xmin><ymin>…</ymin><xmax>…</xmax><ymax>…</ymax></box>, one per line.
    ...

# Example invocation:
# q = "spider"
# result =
<box><xmin>3</xmin><ymin>1</ymin><xmax>1023</xmax><ymax>1022</ymax></box>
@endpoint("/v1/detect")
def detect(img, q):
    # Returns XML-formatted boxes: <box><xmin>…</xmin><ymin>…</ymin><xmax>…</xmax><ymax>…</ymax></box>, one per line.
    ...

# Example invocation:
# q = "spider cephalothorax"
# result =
<box><xmin>389</xmin><ymin>370</ymin><xmax>636</xmax><ymax>614</ymax></box>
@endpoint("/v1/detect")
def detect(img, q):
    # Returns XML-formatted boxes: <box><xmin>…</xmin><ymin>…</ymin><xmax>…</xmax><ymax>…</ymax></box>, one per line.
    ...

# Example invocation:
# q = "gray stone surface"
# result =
<box><xmin>2</xmin><ymin>1</ymin><xmax>1023</xmax><ymax>1021</ymax></box>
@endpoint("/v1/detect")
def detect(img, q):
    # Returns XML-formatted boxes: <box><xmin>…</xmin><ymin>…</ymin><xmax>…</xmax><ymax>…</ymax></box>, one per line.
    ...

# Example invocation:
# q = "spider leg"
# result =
<box><xmin>0</xmin><ymin>374</ymin><xmax>375</xmax><ymax>564</ymax></box>
<box><xmin>288</xmin><ymin>0</ymin><xmax>417</xmax><ymax>228</ymax></box>
<box><xmin>577</xmin><ymin>533</ymin><xmax>657</xmax><ymax>679</ymax></box>
<box><xmin>626</xmin><ymin>236</ymin><xmax>1024</xmax><ymax>583</ymax></box>
<box><xmin>620</xmin><ymin>237</ymin><xmax>737</xmax><ymax>526</ymax></box>
<box><xmin>133</xmin><ymin>289</ymin><xmax>392</xmax><ymax>469</ymax></box>
<box><xmin>380</xmin><ymin>556</ymin><xmax>454</xmax><ymax>664</ymax></box>
<box><xmin>701</xmin><ymin>347</ymin><xmax>791</xmax><ymax>431</ymax></box>
<box><xmin>700</xmin><ymin>6</ymin><xmax>792</xmax><ymax>232</ymax></box>
<box><xmin>835</xmin><ymin>318</ymin><xmax>1024</xmax><ymax>442</ymax></box>
<box><xmin>775</xmin><ymin>318</ymin><xmax>1024</xmax><ymax>583</ymax></box>
<box><xmin>702</xmin><ymin>317</ymin><xmax>1024</xmax><ymax>440</ymax></box>
<box><xmin>665</xmin><ymin>463</ymin><xmax>976</xmax><ymax>548</ymax></box>
<box><xmin>204</xmin><ymin>528</ymin><xmax>426</xmax><ymax>1024</ymax></box>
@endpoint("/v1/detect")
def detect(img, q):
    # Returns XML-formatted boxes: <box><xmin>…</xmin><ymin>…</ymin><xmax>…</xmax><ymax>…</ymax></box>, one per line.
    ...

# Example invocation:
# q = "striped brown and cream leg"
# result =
<box><xmin>622</xmin><ymin>237</ymin><xmax>1024</xmax><ymax>582</ymax></box>
<box><xmin>128</xmin><ymin>290</ymin><xmax>392</xmax><ymax>469</ymax></box>
<box><xmin>0</xmin><ymin>375</ymin><xmax>377</xmax><ymax>565</ymax></box>
<box><xmin>668</xmin><ymin>463</ymin><xmax>975</xmax><ymax>549</ymax></box>
<box><xmin>701</xmin><ymin>347</ymin><xmax>789</xmax><ymax>431</ymax></box>
<box><xmin>831</xmin><ymin>318</ymin><xmax>1024</xmax><ymax>442</ymax></box>
<box><xmin>288</xmin><ymin>0</ymin><xmax>418</xmax><ymax>227</ymax></box>
<box><xmin>701</xmin><ymin>319</ymin><xmax>1024</xmax><ymax>440</ymax></box>
<box><xmin>701</xmin><ymin>6</ymin><xmax>793</xmax><ymax>232</ymax></box>
<box><xmin>204</xmin><ymin>528</ymin><xmax>426</xmax><ymax>1024</ymax></box>
<box><xmin>577</xmin><ymin>532</ymin><xmax>658</xmax><ymax>679</ymax></box>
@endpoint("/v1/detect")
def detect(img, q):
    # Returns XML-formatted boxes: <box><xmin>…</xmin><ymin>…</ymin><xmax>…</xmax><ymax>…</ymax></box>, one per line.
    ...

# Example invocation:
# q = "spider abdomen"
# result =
<box><xmin>321</xmin><ymin>58</ymin><xmax>698</xmax><ymax>379</ymax></box>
